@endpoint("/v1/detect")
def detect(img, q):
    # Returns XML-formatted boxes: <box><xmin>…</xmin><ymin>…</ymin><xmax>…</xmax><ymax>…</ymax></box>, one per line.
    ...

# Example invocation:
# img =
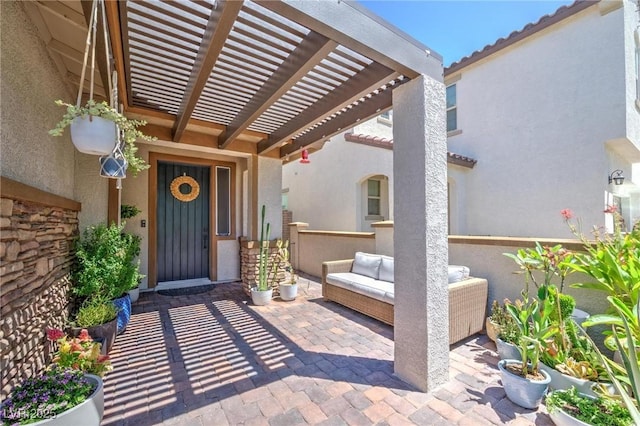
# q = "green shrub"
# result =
<box><xmin>73</xmin><ymin>223</ymin><xmax>142</xmax><ymax>300</ymax></box>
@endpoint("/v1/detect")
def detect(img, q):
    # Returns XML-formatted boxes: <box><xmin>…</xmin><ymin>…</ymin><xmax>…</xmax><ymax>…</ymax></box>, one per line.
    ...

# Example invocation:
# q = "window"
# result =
<box><xmin>446</xmin><ymin>84</ymin><xmax>457</xmax><ymax>132</ymax></box>
<box><xmin>367</xmin><ymin>179</ymin><xmax>381</xmax><ymax>216</ymax></box>
<box><xmin>216</xmin><ymin>166</ymin><xmax>231</xmax><ymax>236</ymax></box>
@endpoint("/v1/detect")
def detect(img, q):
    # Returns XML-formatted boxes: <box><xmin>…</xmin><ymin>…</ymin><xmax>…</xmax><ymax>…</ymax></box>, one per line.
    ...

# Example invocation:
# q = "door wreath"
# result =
<box><xmin>170</xmin><ymin>175</ymin><xmax>200</xmax><ymax>202</ymax></box>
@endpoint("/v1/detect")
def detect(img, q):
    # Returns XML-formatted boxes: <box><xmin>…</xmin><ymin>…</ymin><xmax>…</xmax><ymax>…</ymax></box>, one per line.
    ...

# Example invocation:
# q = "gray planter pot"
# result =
<box><xmin>128</xmin><ymin>286</ymin><xmax>140</xmax><ymax>304</ymax></box>
<box><xmin>250</xmin><ymin>287</ymin><xmax>273</xmax><ymax>306</ymax></box>
<box><xmin>279</xmin><ymin>283</ymin><xmax>298</xmax><ymax>301</ymax></box>
<box><xmin>538</xmin><ymin>363</ymin><xmax>600</xmax><ymax>397</ymax></box>
<box><xmin>496</xmin><ymin>338</ymin><xmax>521</xmax><ymax>361</ymax></box>
<box><xmin>31</xmin><ymin>374</ymin><xmax>104</xmax><ymax>426</ymax></box>
<box><xmin>498</xmin><ymin>359</ymin><xmax>550</xmax><ymax>409</ymax></box>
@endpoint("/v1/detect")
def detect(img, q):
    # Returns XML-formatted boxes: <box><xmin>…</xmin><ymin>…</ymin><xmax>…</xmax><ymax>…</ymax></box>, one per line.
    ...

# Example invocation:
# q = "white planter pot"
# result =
<box><xmin>69</xmin><ymin>116</ymin><xmax>117</xmax><ymax>155</ymax></box>
<box><xmin>547</xmin><ymin>391</ymin><xmax>595</xmax><ymax>426</ymax></box>
<box><xmin>251</xmin><ymin>287</ymin><xmax>273</xmax><ymax>306</ymax></box>
<box><xmin>128</xmin><ymin>286</ymin><xmax>140</xmax><ymax>304</ymax></box>
<box><xmin>496</xmin><ymin>338</ymin><xmax>521</xmax><ymax>361</ymax></box>
<box><xmin>498</xmin><ymin>359</ymin><xmax>550</xmax><ymax>409</ymax></box>
<box><xmin>538</xmin><ymin>363</ymin><xmax>599</xmax><ymax>397</ymax></box>
<box><xmin>279</xmin><ymin>283</ymin><xmax>298</xmax><ymax>301</ymax></box>
<box><xmin>32</xmin><ymin>374</ymin><xmax>104</xmax><ymax>426</ymax></box>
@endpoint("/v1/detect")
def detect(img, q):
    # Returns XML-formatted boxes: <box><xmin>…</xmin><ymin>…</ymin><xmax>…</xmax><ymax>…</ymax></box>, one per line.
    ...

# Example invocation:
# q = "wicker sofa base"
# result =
<box><xmin>322</xmin><ymin>259</ymin><xmax>488</xmax><ymax>345</ymax></box>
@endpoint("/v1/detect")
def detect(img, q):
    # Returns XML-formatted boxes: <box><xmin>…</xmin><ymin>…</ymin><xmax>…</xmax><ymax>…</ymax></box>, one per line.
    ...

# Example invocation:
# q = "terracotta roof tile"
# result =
<box><xmin>345</xmin><ymin>133</ymin><xmax>477</xmax><ymax>168</ymax></box>
<box><xmin>445</xmin><ymin>0</ymin><xmax>596</xmax><ymax>76</ymax></box>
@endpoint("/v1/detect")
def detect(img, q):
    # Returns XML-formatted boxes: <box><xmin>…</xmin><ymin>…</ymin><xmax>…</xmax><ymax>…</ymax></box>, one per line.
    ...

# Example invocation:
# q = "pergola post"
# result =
<box><xmin>392</xmin><ymin>75</ymin><xmax>449</xmax><ymax>392</ymax></box>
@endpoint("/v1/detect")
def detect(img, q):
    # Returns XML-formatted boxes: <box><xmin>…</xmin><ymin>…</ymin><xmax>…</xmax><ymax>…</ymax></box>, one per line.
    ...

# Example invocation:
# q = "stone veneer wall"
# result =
<box><xmin>0</xmin><ymin>177</ymin><xmax>80</xmax><ymax>398</ymax></box>
<box><xmin>240</xmin><ymin>240</ymin><xmax>287</xmax><ymax>296</ymax></box>
<box><xmin>282</xmin><ymin>210</ymin><xmax>293</xmax><ymax>243</ymax></box>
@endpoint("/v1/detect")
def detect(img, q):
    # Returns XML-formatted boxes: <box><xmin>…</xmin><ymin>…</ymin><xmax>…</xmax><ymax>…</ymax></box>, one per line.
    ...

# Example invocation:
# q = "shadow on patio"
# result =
<box><xmin>102</xmin><ymin>278</ymin><xmax>553</xmax><ymax>426</ymax></box>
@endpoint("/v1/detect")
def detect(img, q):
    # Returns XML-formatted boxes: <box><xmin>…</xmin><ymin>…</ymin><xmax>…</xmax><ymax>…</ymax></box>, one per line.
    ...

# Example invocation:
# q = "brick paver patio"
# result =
<box><xmin>101</xmin><ymin>276</ymin><xmax>554</xmax><ymax>425</ymax></box>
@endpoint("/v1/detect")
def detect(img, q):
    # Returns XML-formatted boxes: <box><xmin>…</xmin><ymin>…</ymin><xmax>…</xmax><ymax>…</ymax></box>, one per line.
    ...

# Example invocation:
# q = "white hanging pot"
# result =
<box><xmin>99</xmin><ymin>155</ymin><xmax>127</xmax><ymax>179</ymax></box>
<box><xmin>70</xmin><ymin>116</ymin><xmax>117</xmax><ymax>155</ymax></box>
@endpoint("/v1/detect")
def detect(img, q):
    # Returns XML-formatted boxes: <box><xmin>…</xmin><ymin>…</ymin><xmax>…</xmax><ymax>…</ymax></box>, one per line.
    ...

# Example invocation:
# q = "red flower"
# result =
<box><xmin>78</xmin><ymin>329</ymin><xmax>91</xmax><ymax>342</ymax></box>
<box><xmin>604</xmin><ymin>205</ymin><xmax>618</xmax><ymax>214</ymax></box>
<box><xmin>560</xmin><ymin>209</ymin><xmax>573</xmax><ymax>220</ymax></box>
<box><xmin>46</xmin><ymin>328</ymin><xmax>64</xmax><ymax>342</ymax></box>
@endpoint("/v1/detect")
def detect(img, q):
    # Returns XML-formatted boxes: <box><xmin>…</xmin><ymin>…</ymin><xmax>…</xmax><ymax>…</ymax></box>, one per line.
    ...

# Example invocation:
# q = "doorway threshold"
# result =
<box><xmin>155</xmin><ymin>278</ymin><xmax>239</xmax><ymax>291</ymax></box>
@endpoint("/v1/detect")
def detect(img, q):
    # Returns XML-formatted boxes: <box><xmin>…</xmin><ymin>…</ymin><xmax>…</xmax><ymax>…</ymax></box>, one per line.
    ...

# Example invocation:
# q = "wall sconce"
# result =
<box><xmin>300</xmin><ymin>149</ymin><xmax>310</xmax><ymax>164</ymax></box>
<box><xmin>608</xmin><ymin>169</ymin><xmax>625</xmax><ymax>185</ymax></box>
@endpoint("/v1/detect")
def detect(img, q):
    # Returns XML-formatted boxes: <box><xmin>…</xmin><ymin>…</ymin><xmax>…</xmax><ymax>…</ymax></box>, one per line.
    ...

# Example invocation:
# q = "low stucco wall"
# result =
<box><xmin>297</xmin><ymin>230</ymin><xmax>375</xmax><ymax>277</ymax></box>
<box><xmin>448</xmin><ymin>236</ymin><xmax>610</xmax><ymax>317</ymax></box>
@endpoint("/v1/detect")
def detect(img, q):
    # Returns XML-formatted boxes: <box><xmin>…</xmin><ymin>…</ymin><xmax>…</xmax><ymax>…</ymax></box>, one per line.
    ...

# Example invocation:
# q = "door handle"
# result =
<box><xmin>203</xmin><ymin>229</ymin><xmax>208</xmax><ymax>250</ymax></box>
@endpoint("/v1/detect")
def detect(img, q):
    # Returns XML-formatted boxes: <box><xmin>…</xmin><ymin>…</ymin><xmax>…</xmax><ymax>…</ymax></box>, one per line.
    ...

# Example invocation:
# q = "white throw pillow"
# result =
<box><xmin>379</xmin><ymin>256</ymin><xmax>394</xmax><ymax>283</ymax></box>
<box><xmin>352</xmin><ymin>252</ymin><xmax>382</xmax><ymax>279</ymax></box>
<box><xmin>448</xmin><ymin>265</ymin><xmax>470</xmax><ymax>283</ymax></box>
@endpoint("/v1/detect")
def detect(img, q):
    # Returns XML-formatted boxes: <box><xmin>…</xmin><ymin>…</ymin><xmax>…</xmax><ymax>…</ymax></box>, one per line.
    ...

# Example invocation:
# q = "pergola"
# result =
<box><xmin>26</xmin><ymin>0</ymin><xmax>449</xmax><ymax>392</ymax></box>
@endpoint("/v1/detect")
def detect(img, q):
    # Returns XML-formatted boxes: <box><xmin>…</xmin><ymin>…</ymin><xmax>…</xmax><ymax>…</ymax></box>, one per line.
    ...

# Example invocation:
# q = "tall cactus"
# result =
<box><xmin>257</xmin><ymin>205</ymin><xmax>270</xmax><ymax>291</ymax></box>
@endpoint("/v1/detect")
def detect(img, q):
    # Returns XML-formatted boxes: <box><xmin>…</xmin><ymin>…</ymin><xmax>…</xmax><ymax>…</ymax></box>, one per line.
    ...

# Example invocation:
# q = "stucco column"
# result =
<box><xmin>392</xmin><ymin>75</ymin><xmax>448</xmax><ymax>392</ymax></box>
<box><xmin>288</xmin><ymin>222</ymin><xmax>309</xmax><ymax>270</ymax></box>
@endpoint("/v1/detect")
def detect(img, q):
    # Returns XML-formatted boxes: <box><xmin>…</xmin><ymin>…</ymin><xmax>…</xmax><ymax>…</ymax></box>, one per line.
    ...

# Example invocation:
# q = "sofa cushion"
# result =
<box><xmin>448</xmin><ymin>265</ymin><xmax>470</xmax><ymax>283</ymax></box>
<box><xmin>326</xmin><ymin>272</ymin><xmax>394</xmax><ymax>304</ymax></box>
<box><xmin>379</xmin><ymin>256</ymin><xmax>394</xmax><ymax>283</ymax></box>
<box><xmin>351</xmin><ymin>252</ymin><xmax>382</xmax><ymax>279</ymax></box>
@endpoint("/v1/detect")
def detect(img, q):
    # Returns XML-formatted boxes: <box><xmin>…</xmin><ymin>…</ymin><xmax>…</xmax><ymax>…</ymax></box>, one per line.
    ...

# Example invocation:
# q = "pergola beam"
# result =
<box><xmin>259</xmin><ymin>62</ymin><xmax>398</xmax><ymax>154</ymax></box>
<box><xmin>255</xmin><ymin>0</ymin><xmax>442</xmax><ymax>81</ymax></box>
<box><xmin>218</xmin><ymin>32</ymin><xmax>337</xmax><ymax>149</ymax></box>
<box><xmin>279</xmin><ymin>82</ymin><xmax>402</xmax><ymax>158</ymax></box>
<box><xmin>172</xmin><ymin>0</ymin><xmax>244</xmax><ymax>143</ymax></box>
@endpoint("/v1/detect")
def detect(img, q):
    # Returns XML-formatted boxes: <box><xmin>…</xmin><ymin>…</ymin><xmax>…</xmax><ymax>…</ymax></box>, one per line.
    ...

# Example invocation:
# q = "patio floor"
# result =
<box><xmin>102</xmin><ymin>276</ymin><xmax>554</xmax><ymax>426</ymax></box>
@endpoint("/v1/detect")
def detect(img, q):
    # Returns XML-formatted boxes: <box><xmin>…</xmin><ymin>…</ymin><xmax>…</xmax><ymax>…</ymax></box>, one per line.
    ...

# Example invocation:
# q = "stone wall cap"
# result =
<box><xmin>371</xmin><ymin>221</ymin><xmax>394</xmax><ymax>228</ymax></box>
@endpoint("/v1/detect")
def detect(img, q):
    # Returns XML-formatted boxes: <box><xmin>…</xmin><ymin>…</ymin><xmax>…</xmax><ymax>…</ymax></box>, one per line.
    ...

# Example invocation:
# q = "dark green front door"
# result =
<box><xmin>157</xmin><ymin>162</ymin><xmax>210</xmax><ymax>282</ymax></box>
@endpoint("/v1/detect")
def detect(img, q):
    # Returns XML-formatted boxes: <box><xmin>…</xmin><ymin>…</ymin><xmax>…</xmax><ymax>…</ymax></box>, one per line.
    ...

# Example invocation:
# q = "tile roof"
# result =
<box><xmin>445</xmin><ymin>0</ymin><xmax>597</xmax><ymax>76</ymax></box>
<box><xmin>344</xmin><ymin>133</ymin><xmax>478</xmax><ymax>168</ymax></box>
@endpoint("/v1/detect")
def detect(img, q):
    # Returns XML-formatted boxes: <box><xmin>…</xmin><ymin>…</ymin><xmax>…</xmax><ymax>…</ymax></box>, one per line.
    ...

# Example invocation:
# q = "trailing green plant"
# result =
<box><xmin>49</xmin><ymin>99</ymin><xmax>154</xmax><ymax>175</ymax></box>
<box><xmin>74</xmin><ymin>298</ymin><xmax>118</xmax><ymax>328</ymax></box>
<box><xmin>546</xmin><ymin>387</ymin><xmax>633</xmax><ymax>426</ymax></box>
<box><xmin>120</xmin><ymin>204</ymin><xmax>141</xmax><ymax>220</ymax></box>
<box><xmin>73</xmin><ymin>223</ymin><xmax>142</xmax><ymax>300</ymax></box>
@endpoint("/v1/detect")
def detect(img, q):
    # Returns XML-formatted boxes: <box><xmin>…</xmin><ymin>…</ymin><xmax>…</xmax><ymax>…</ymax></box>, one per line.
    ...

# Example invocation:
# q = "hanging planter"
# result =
<box><xmin>69</xmin><ymin>115</ymin><xmax>117</xmax><ymax>155</ymax></box>
<box><xmin>47</xmin><ymin>0</ymin><xmax>153</xmax><ymax>176</ymax></box>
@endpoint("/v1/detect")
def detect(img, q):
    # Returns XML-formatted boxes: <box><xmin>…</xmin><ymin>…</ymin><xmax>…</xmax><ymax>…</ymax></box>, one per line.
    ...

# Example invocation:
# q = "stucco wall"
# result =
<box><xmin>258</xmin><ymin>156</ymin><xmax>283</xmax><ymax>239</ymax></box>
<box><xmin>297</xmin><ymin>231</ymin><xmax>375</xmax><ymax>277</ymax></box>
<box><xmin>447</xmin><ymin>4</ymin><xmax>629</xmax><ymax>238</ymax></box>
<box><xmin>282</xmin><ymin>128</ymin><xmax>394</xmax><ymax>231</ymax></box>
<box><xmin>0</xmin><ymin>2</ymin><xmax>75</xmax><ymax>199</ymax></box>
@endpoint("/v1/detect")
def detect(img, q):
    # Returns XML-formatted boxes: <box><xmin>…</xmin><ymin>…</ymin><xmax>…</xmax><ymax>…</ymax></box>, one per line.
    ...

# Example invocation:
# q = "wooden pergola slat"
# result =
<box><xmin>172</xmin><ymin>0</ymin><xmax>244</xmax><ymax>143</ymax></box>
<box><xmin>218</xmin><ymin>31</ymin><xmax>337</xmax><ymax>149</ymax></box>
<box><xmin>258</xmin><ymin>62</ymin><xmax>398</xmax><ymax>154</ymax></box>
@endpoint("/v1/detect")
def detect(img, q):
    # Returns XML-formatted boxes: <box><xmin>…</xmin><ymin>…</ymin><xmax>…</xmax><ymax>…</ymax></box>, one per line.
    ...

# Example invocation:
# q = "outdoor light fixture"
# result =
<box><xmin>300</xmin><ymin>149</ymin><xmax>310</xmax><ymax>164</ymax></box>
<box><xmin>608</xmin><ymin>169</ymin><xmax>625</xmax><ymax>185</ymax></box>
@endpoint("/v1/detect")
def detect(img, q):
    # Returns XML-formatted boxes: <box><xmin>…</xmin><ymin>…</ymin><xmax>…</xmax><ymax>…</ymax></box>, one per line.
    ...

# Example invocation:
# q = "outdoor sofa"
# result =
<box><xmin>321</xmin><ymin>252</ymin><xmax>489</xmax><ymax>345</ymax></box>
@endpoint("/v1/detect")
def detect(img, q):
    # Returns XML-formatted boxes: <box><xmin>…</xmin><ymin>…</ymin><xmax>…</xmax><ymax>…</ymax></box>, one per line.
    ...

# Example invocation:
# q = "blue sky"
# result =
<box><xmin>358</xmin><ymin>1</ymin><xmax>574</xmax><ymax>66</ymax></box>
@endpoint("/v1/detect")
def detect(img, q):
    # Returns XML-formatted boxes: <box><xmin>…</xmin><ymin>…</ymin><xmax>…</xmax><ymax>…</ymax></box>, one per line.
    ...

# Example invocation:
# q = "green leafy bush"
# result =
<box><xmin>120</xmin><ymin>204</ymin><xmax>141</xmax><ymax>220</ymax></box>
<box><xmin>73</xmin><ymin>223</ymin><xmax>142</xmax><ymax>300</ymax></box>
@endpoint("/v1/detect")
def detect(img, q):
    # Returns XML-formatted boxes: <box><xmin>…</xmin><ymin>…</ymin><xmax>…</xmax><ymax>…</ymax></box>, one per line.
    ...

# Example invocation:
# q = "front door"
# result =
<box><xmin>157</xmin><ymin>162</ymin><xmax>210</xmax><ymax>282</ymax></box>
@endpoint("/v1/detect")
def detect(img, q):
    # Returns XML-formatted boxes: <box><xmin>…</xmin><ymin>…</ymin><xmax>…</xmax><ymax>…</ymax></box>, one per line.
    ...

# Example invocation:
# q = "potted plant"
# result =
<box><xmin>546</xmin><ymin>387</ymin><xmax>632</xmax><ymax>426</ymax></box>
<box><xmin>46</xmin><ymin>328</ymin><xmax>112</xmax><ymax>377</ymax></box>
<box><xmin>73</xmin><ymin>223</ymin><xmax>142</xmax><ymax>334</ymax></box>
<box><xmin>498</xmin><ymin>297</ymin><xmax>555</xmax><ymax>409</ymax></box>
<box><xmin>492</xmin><ymin>299</ymin><xmax>522</xmax><ymax>360</ymax></box>
<box><xmin>274</xmin><ymin>239</ymin><xmax>298</xmax><ymax>301</ymax></box>
<box><xmin>0</xmin><ymin>366</ymin><xmax>104</xmax><ymax>425</ymax></box>
<box><xmin>70</xmin><ymin>298</ymin><xmax>118</xmax><ymax>354</ymax></box>
<box><xmin>49</xmin><ymin>100</ymin><xmax>152</xmax><ymax>175</ymax></box>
